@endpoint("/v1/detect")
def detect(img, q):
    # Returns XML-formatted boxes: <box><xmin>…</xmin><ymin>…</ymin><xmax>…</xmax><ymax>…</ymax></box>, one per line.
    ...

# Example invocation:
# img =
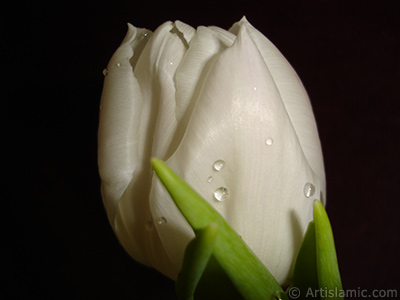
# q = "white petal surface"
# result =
<box><xmin>98</xmin><ymin>24</ymin><xmax>150</xmax><ymax>224</ymax></box>
<box><xmin>99</xmin><ymin>18</ymin><xmax>326</xmax><ymax>285</ymax></box>
<box><xmin>230</xmin><ymin>18</ymin><xmax>325</xmax><ymax>200</ymax></box>
<box><xmin>152</xmin><ymin>23</ymin><xmax>322</xmax><ymax>285</ymax></box>
<box><xmin>147</xmin><ymin>25</ymin><xmax>240</xmax><ymax>279</ymax></box>
<box><xmin>174</xmin><ymin>26</ymin><xmax>235</xmax><ymax>145</ymax></box>
<box><xmin>112</xmin><ymin>22</ymin><xmax>188</xmax><ymax>270</ymax></box>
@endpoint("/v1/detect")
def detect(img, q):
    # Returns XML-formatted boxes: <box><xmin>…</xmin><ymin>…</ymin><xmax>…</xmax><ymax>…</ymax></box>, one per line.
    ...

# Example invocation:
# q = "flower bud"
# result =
<box><xmin>98</xmin><ymin>17</ymin><xmax>325</xmax><ymax>285</ymax></box>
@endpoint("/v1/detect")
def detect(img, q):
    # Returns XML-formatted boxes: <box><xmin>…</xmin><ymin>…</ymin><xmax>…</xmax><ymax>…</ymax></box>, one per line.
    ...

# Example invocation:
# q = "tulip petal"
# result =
<box><xmin>148</xmin><ymin>174</ymin><xmax>195</xmax><ymax>278</ymax></box>
<box><xmin>98</xmin><ymin>23</ymin><xmax>150</xmax><ymax>224</ymax></box>
<box><xmin>174</xmin><ymin>20</ymin><xmax>196</xmax><ymax>45</ymax></box>
<box><xmin>99</xmin><ymin>23</ymin><xmax>160</xmax><ymax>266</ymax></box>
<box><xmin>230</xmin><ymin>17</ymin><xmax>325</xmax><ymax>202</ymax></box>
<box><xmin>111</xmin><ymin>21</ymin><xmax>190</xmax><ymax>271</ymax></box>
<box><xmin>154</xmin><ymin>22</ymin><xmax>322</xmax><ymax>284</ymax></box>
<box><xmin>99</xmin><ymin>21</ymin><xmax>191</xmax><ymax>270</ymax></box>
<box><xmin>100</xmin><ymin>18</ymin><xmax>327</xmax><ymax>285</ymax></box>
<box><xmin>148</xmin><ymin>24</ymin><xmax>238</xmax><ymax>278</ymax></box>
<box><xmin>174</xmin><ymin>26</ymin><xmax>235</xmax><ymax>145</ymax></box>
<box><xmin>151</xmin><ymin>158</ymin><xmax>282</xmax><ymax>300</ymax></box>
<box><xmin>133</xmin><ymin>21</ymin><xmax>188</xmax><ymax>160</ymax></box>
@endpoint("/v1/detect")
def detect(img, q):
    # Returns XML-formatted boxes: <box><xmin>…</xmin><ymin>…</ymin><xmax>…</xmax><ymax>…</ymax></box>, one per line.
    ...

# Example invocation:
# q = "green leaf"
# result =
<box><xmin>289</xmin><ymin>221</ymin><xmax>320</xmax><ymax>300</ymax></box>
<box><xmin>151</xmin><ymin>158</ymin><xmax>283</xmax><ymax>300</ymax></box>
<box><xmin>194</xmin><ymin>255</ymin><xmax>245</xmax><ymax>300</ymax></box>
<box><xmin>176</xmin><ymin>222</ymin><xmax>219</xmax><ymax>300</ymax></box>
<box><xmin>273</xmin><ymin>290</ymin><xmax>289</xmax><ymax>300</ymax></box>
<box><xmin>313</xmin><ymin>200</ymin><xmax>343</xmax><ymax>300</ymax></box>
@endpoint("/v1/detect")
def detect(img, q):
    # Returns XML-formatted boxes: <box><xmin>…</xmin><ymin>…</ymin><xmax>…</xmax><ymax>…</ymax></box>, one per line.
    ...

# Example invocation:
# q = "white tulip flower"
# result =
<box><xmin>98</xmin><ymin>17</ymin><xmax>325</xmax><ymax>285</ymax></box>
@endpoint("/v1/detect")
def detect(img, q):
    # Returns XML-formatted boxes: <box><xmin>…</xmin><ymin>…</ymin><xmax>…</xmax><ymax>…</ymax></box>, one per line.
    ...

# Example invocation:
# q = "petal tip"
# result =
<box><xmin>239</xmin><ymin>15</ymin><xmax>249</xmax><ymax>23</ymax></box>
<box><xmin>123</xmin><ymin>23</ymin><xmax>137</xmax><ymax>43</ymax></box>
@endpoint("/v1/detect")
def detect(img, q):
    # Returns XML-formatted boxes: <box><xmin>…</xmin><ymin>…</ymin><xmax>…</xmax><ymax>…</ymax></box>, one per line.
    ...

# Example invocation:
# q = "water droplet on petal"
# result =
<box><xmin>265</xmin><ymin>137</ymin><xmax>273</xmax><ymax>146</ymax></box>
<box><xmin>143</xmin><ymin>31</ymin><xmax>149</xmax><ymax>38</ymax></box>
<box><xmin>214</xmin><ymin>187</ymin><xmax>229</xmax><ymax>202</ymax></box>
<box><xmin>156</xmin><ymin>217</ymin><xmax>167</xmax><ymax>225</ymax></box>
<box><xmin>213</xmin><ymin>160</ymin><xmax>225</xmax><ymax>171</ymax></box>
<box><xmin>253</xmin><ymin>86</ymin><xmax>257</xmax><ymax>91</ymax></box>
<box><xmin>145</xmin><ymin>220</ymin><xmax>154</xmax><ymax>230</ymax></box>
<box><xmin>116</xmin><ymin>62</ymin><xmax>122</xmax><ymax>67</ymax></box>
<box><xmin>304</xmin><ymin>182</ymin><xmax>316</xmax><ymax>198</ymax></box>
<box><xmin>102</xmin><ymin>68</ymin><xmax>108</xmax><ymax>77</ymax></box>
<box><xmin>207</xmin><ymin>176</ymin><xmax>213</xmax><ymax>183</ymax></box>
<box><xmin>169</xmin><ymin>61</ymin><xmax>174</xmax><ymax>65</ymax></box>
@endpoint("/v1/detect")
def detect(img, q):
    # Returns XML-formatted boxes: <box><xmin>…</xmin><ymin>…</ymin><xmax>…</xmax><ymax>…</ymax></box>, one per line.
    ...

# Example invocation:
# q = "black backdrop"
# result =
<box><xmin>6</xmin><ymin>1</ymin><xmax>400</xmax><ymax>299</ymax></box>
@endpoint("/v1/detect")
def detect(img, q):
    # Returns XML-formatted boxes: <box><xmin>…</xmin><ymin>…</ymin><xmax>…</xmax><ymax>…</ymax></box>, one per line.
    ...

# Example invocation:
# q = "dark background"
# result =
<box><xmin>6</xmin><ymin>1</ymin><xmax>399</xmax><ymax>299</ymax></box>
